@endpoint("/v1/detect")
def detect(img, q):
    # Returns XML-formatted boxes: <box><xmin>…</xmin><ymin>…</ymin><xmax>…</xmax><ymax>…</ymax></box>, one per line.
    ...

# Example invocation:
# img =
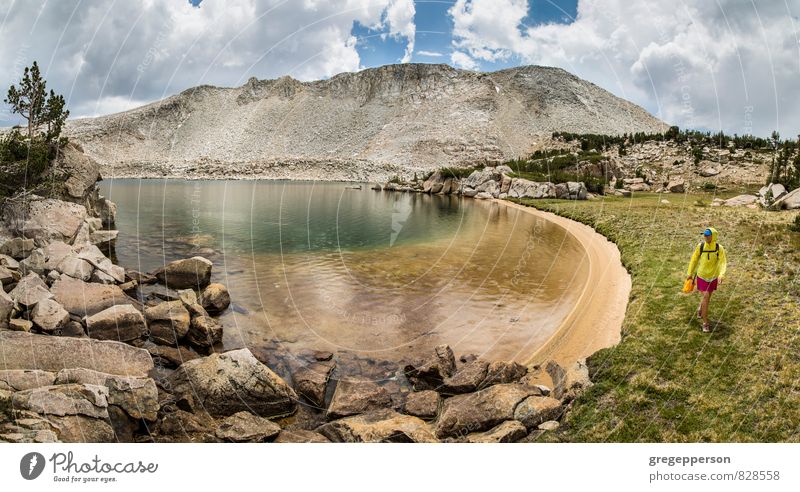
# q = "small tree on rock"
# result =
<box><xmin>4</xmin><ymin>61</ymin><xmax>69</xmax><ymax>144</ymax></box>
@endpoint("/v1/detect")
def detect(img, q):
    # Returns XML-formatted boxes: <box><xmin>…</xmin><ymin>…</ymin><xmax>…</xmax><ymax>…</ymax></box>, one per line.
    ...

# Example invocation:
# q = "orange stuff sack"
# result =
<box><xmin>682</xmin><ymin>277</ymin><xmax>695</xmax><ymax>293</ymax></box>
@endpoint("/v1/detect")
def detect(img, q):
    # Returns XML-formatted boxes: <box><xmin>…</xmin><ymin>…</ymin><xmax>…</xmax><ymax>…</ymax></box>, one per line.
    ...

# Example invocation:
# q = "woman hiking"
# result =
<box><xmin>686</xmin><ymin>227</ymin><xmax>727</xmax><ymax>332</ymax></box>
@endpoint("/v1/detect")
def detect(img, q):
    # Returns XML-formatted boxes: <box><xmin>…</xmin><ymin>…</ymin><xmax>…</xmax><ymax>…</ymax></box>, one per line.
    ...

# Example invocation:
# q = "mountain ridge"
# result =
<box><xmin>65</xmin><ymin>63</ymin><xmax>669</xmax><ymax>181</ymax></box>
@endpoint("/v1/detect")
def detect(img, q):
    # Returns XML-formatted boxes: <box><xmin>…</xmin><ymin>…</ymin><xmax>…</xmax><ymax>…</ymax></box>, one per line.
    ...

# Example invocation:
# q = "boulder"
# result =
<box><xmin>463</xmin><ymin>168</ymin><xmax>499</xmax><ymax>189</ymax></box>
<box><xmin>0</xmin><ymin>331</ymin><xmax>153</xmax><ymax>377</ymax></box>
<box><xmin>145</xmin><ymin>300</ymin><xmax>191</xmax><ymax>345</ymax></box>
<box><xmin>89</xmin><ymin>230</ymin><xmax>118</xmax><ymax>249</ymax></box>
<box><xmin>475</xmin><ymin>192</ymin><xmax>492</xmax><ymax>199</ymax></box>
<box><xmin>403</xmin><ymin>390</ymin><xmax>440</xmax><ymax>420</ymax></box>
<box><xmin>538</xmin><ymin>420</ymin><xmax>560</xmax><ymax>431</ymax></box>
<box><xmin>481</xmin><ymin>360</ymin><xmax>528</xmax><ymax>387</ymax></box>
<box><xmin>0</xmin><ymin>265</ymin><xmax>15</xmax><ymax>286</ymax></box>
<box><xmin>466</xmin><ymin>420</ymin><xmax>528</xmax><ymax>443</ymax></box>
<box><xmin>0</xmin><ymin>289</ymin><xmax>13</xmax><ymax>329</ymax></box>
<box><xmin>404</xmin><ymin>344</ymin><xmax>456</xmax><ymax>390</ymax></box>
<box><xmin>42</xmin><ymin>241</ymin><xmax>74</xmax><ymax>270</ymax></box>
<box><xmin>11</xmin><ymin>383</ymin><xmax>109</xmax><ymax>419</ymax></box>
<box><xmin>667</xmin><ymin>178</ymin><xmax>685</xmax><ymax>193</ymax></box>
<box><xmin>30</xmin><ymin>298</ymin><xmax>70</xmax><ymax>332</ymax></box>
<box><xmin>317</xmin><ymin>409</ymin><xmax>437</xmax><ymax>443</ymax></box>
<box><xmin>9</xmin><ymin>273</ymin><xmax>53</xmax><ymax>308</ymax></box>
<box><xmin>146</xmin><ymin>344</ymin><xmax>201</xmax><ymax>369</ymax></box>
<box><xmin>168</xmin><ymin>348</ymin><xmax>297</xmax><ymax>418</ymax></box>
<box><xmin>59</xmin><ymin>143</ymin><xmax>102</xmax><ymax>200</ymax></box>
<box><xmin>566</xmin><ymin>181</ymin><xmax>588</xmax><ymax>199</ymax></box>
<box><xmin>8</xmin><ymin>319</ymin><xmax>33</xmax><ymax>332</ymax></box>
<box><xmin>771</xmin><ymin>187</ymin><xmax>800</xmax><ymax>210</ymax></box>
<box><xmin>54</xmin><ymin>368</ymin><xmax>159</xmax><ymax>421</ymax></box>
<box><xmin>439</xmin><ymin>177</ymin><xmax>455</xmax><ymax>194</ymax></box>
<box><xmin>55</xmin><ymin>254</ymin><xmax>94</xmax><ymax>281</ymax></box>
<box><xmin>513</xmin><ymin>396</ymin><xmax>563</xmax><ymax>429</ymax></box>
<box><xmin>215</xmin><ymin>411</ymin><xmax>281</xmax><ymax>442</ymax></box>
<box><xmin>95</xmin><ymin>197</ymin><xmax>117</xmax><ymax>228</ymax></box>
<box><xmin>0</xmin><ymin>238</ymin><xmax>35</xmax><ymax>260</ymax></box>
<box><xmin>327</xmin><ymin>378</ymin><xmax>392</xmax><ymax>420</ymax></box>
<box><xmin>274</xmin><ymin>429</ymin><xmax>331</xmax><ymax>443</ymax></box>
<box><xmin>126</xmin><ymin>270</ymin><xmax>157</xmax><ymax>285</ymax></box>
<box><xmin>546</xmin><ymin>359</ymin><xmax>592</xmax><ymax>401</ymax></box>
<box><xmin>462</xmin><ymin>187</ymin><xmax>478</xmax><ymax>198</ymax></box>
<box><xmin>722</xmin><ymin>194</ymin><xmax>758</xmax><ymax>207</ymax></box>
<box><xmin>698</xmin><ymin>166</ymin><xmax>720</xmax><ymax>177</ymax></box>
<box><xmin>434</xmin><ymin>383</ymin><xmax>543</xmax><ymax>438</ymax></box>
<box><xmin>48</xmin><ymin>415</ymin><xmax>116</xmax><ymax>443</ymax></box>
<box><xmin>186</xmin><ymin>315</ymin><xmax>223</xmax><ymax>349</ymax></box>
<box><xmin>155</xmin><ymin>409</ymin><xmax>215</xmax><ymax>441</ymax></box>
<box><xmin>60</xmin><ymin>321</ymin><xmax>86</xmax><ymax>338</ymax></box>
<box><xmin>476</xmin><ymin>179</ymin><xmax>500</xmax><ymax>197</ymax></box>
<box><xmin>0</xmin><ymin>369</ymin><xmax>56</xmax><ymax>391</ymax></box>
<box><xmin>20</xmin><ymin>248</ymin><xmax>45</xmax><ymax>275</ymax></box>
<box><xmin>2</xmin><ymin>195</ymin><xmax>87</xmax><ymax>246</ymax></box>
<box><xmin>198</xmin><ymin>283</ymin><xmax>230</xmax><ymax>314</ymax></box>
<box><xmin>293</xmin><ymin>362</ymin><xmax>335</xmax><ymax>408</ymax></box>
<box><xmin>50</xmin><ymin>276</ymin><xmax>130</xmax><ymax>317</ymax></box>
<box><xmin>422</xmin><ymin>171</ymin><xmax>444</xmax><ymax>193</ymax></box>
<box><xmin>76</xmin><ymin>245</ymin><xmax>125</xmax><ymax>283</ymax></box>
<box><xmin>440</xmin><ymin>360</ymin><xmax>489</xmax><ymax>394</ymax></box>
<box><xmin>759</xmin><ymin>183</ymin><xmax>788</xmax><ymax>206</ymax></box>
<box><xmin>626</xmin><ymin>182</ymin><xmax>650</xmax><ymax>192</ymax></box>
<box><xmin>85</xmin><ymin>304</ymin><xmax>148</xmax><ymax>343</ymax></box>
<box><xmin>555</xmin><ymin>182</ymin><xmax>569</xmax><ymax>199</ymax></box>
<box><xmin>508</xmin><ymin>178</ymin><xmax>556</xmax><ymax>199</ymax></box>
<box><xmin>153</xmin><ymin>256</ymin><xmax>212</xmax><ymax>289</ymax></box>
<box><xmin>500</xmin><ymin>174</ymin><xmax>512</xmax><ymax>194</ymax></box>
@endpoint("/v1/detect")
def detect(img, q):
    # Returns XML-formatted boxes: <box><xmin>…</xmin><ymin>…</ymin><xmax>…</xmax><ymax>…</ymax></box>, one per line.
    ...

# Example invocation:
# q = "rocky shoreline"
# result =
<box><xmin>0</xmin><ymin>148</ymin><xmax>604</xmax><ymax>444</ymax></box>
<box><xmin>375</xmin><ymin>165</ymin><xmax>590</xmax><ymax>201</ymax></box>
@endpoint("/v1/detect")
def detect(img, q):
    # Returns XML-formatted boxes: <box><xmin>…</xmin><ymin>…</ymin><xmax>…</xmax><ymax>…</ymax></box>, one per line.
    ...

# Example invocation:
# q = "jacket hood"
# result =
<box><xmin>702</xmin><ymin>227</ymin><xmax>719</xmax><ymax>247</ymax></box>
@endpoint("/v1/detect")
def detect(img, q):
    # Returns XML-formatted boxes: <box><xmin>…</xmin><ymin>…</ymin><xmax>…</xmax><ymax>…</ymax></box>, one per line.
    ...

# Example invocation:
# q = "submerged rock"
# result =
<box><xmin>327</xmin><ymin>378</ymin><xmax>392</xmax><ymax>420</ymax></box>
<box><xmin>404</xmin><ymin>344</ymin><xmax>456</xmax><ymax>390</ymax></box>
<box><xmin>198</xmin><ymin>283</ymin><xmax>230</xmax><ymax>314</ymax></box>
<box><xmin>293</xmin><ymin>362</ymin><xmax>335</xmax><ymax>408</ymax></box>
<box><xmin>153</xmin><ymin>256</ymin><xmax>212</xmax><ymax>290</ymax></box>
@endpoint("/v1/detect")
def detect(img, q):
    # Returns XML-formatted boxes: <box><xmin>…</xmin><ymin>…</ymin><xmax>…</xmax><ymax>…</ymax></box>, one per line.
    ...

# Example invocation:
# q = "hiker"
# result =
<box><xmin>686</xmin><ymin>227</ymin><xmax>727</xmax><ymax>332</ymax></box>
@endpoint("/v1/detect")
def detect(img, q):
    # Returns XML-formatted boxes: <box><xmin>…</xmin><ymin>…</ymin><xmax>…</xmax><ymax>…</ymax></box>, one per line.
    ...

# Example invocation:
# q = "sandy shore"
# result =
<box><xmin>498</xmin><ymin>200</ymin><xmax>632</xmax><ymax>369</ymax></box>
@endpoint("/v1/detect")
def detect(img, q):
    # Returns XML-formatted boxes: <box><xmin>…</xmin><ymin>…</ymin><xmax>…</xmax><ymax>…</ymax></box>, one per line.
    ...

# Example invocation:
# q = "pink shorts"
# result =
<box><xmin>697</xmin><ymin>277</ymin><xmax>718</xmax><ymax>292</ymax></box>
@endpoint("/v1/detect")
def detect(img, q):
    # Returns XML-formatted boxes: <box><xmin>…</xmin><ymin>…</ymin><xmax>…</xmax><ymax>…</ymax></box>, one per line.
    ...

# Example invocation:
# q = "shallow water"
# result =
<box><xmin>99</xmin><ymin>179</ymin><xmax>589</xmax><ymax>368</ymax></box>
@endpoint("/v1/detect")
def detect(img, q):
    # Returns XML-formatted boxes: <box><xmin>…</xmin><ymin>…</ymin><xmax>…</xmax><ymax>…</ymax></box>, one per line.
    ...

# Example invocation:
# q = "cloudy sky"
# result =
<box><xmin>0</xmin><ymin>0</ymin><xmax>798</xmax><ymax>137</ymax></box>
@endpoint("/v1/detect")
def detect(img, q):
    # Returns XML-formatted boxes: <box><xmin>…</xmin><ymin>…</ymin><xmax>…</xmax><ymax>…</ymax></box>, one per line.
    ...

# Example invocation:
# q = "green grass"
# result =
<box><xmin>508</xmin><ymin>192</ymin><xmax>800</xmax><ymax>442</ymax></box>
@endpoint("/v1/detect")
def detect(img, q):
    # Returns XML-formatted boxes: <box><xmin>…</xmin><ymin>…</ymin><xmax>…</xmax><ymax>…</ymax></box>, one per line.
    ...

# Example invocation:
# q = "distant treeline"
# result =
<box><xmin>552</xmin><ymin>127</ymin><xmax>800</xmax><ymax>190</ymax></box>
<box><xmin>552</xmin><ymin>126</ymin><xmax>791</xmax><ymax>153</ymax></box>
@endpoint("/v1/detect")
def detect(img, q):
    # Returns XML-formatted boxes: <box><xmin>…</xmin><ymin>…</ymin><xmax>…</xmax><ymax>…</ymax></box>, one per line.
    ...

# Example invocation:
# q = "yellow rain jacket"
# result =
<box><xmin>686</xmin><ymin>226</ymin><xmax>727</xmax><ymax>281</ymax></box>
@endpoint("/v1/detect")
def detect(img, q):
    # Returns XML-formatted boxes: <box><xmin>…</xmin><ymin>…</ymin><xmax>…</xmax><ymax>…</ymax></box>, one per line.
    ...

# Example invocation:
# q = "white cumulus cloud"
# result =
<box><xmin>448</xmin><ymin>0</ymin><xmax>800</xmax><ymax>136</ymax></box>
<box><xmin>0</xmin><ymin>0</ymin><xmax>416</xmax><ymax>124</ymax></box>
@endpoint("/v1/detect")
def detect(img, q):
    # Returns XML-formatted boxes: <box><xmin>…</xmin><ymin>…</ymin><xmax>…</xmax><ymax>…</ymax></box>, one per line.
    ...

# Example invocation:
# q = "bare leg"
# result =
<box><xmin>701</xmin><ymin>290</ymin><xmax>712</xmax><ymax>325</ymax></box>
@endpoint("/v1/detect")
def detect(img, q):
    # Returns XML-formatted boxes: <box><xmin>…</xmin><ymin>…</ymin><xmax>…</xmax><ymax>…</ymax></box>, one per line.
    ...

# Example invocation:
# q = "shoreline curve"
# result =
<box><xmin>497</xmin><ymin>199</ymin><xmax>632</xmax><ymax>369</ymax></box>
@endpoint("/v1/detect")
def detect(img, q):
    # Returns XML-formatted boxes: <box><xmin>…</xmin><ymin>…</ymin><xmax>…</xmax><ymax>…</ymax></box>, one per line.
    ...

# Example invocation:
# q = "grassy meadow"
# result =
<box><xmin>509</xmin><ymin>190</ymin><xmax>800</xmax><ymax>442</ymax></box>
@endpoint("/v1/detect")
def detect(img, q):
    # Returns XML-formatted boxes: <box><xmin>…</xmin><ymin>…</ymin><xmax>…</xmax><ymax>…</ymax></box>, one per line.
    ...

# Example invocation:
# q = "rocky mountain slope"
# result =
<box><xmin>65</xmin><ymin>63</ymin><xmax>668</xmax><ymax>181</ymax></box>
